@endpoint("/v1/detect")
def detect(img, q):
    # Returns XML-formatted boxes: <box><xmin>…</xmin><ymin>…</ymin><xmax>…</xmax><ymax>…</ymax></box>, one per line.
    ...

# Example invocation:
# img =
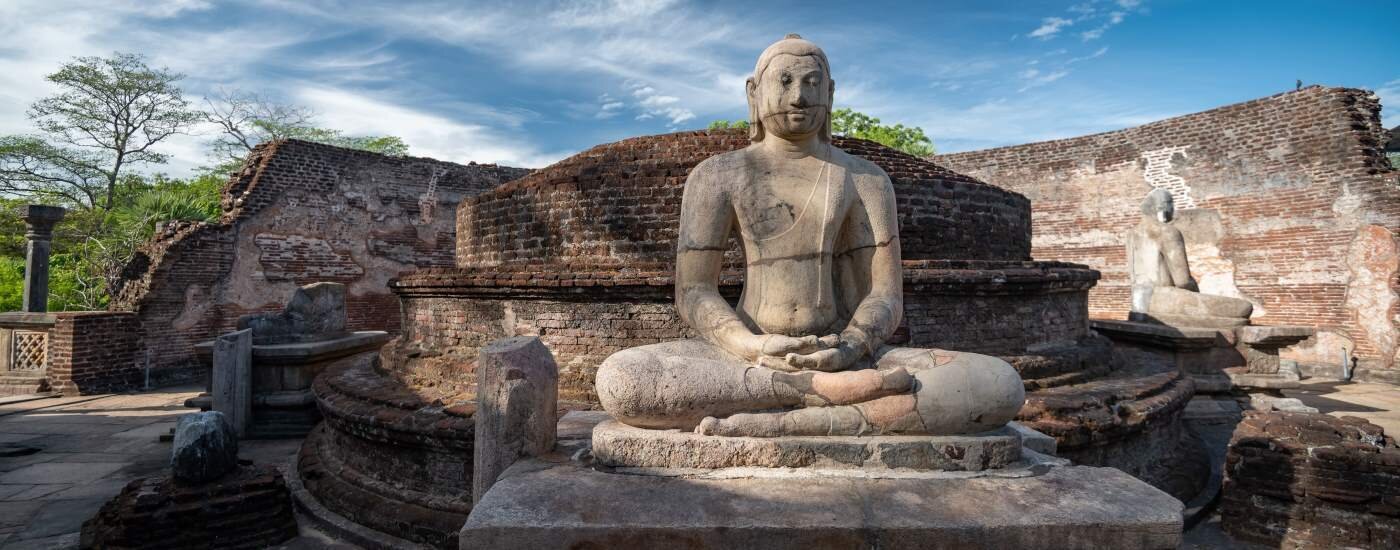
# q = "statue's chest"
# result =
<box><xmin>734</xmin><ymin>173</ymin><xmax>845</xmax><ymax>244</ymax></box>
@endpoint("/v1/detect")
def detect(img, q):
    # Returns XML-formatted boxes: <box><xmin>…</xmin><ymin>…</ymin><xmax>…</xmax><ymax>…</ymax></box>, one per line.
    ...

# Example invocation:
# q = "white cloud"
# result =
<box><xmin>1018</xmin><ymin>70</ymin><xmax>1070</xmax><ymax>92</ymax></box>
<box><xmin>1376</xmin><ymin>78</ymin><xmax>1400</xmax><ymax>128</ymax></box>
<box><xmin>1117</xmin><ymin>0</ymin><xmax>1142</xmax><ymax>8</ymax></box>
<box><xmin>296</xmin><ymin>86</ymin><xmax>566</xmax><ymax>168</ymax></box>
<box><xmin>1029</xmin><ymin>17</ymin><xmax>1073</xmax><ymax>40</ymax></box>
<box><xmin>1068</xmin><ymin>47</ymin><xmax>1110</xmax><ymax>64</ymax></box>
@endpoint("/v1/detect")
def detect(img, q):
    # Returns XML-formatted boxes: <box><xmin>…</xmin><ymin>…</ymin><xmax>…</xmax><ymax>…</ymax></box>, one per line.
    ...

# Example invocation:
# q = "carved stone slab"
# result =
<box><xmin>591</xmin><ymin>419</ymin><xmax>1022</xmax><ymax>471</ymax></box>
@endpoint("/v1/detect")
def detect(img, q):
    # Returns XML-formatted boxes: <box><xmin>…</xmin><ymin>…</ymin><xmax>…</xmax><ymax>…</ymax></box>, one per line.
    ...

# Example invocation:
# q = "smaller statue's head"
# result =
<box><xmin>746</xmin><ymin>34</ymin><xmax>834</xmax><ymax>143</ymax></box>
<box><xmin>1141</xmin><ymin>188</ymin><xmax>1176</xmax><ymax>223</ymax></box>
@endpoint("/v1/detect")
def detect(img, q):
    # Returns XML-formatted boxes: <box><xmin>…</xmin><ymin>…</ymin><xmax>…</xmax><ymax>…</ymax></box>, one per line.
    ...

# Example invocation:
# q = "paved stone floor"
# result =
<box><xmin>0</xmin><ymin>378</ymin><xmax>1394</xmax><ymax>549</ymax></box>
<box><xmin>0</xmin><ymin>386</ymin><xmax>348</xmax><ymax>549</ymax></box>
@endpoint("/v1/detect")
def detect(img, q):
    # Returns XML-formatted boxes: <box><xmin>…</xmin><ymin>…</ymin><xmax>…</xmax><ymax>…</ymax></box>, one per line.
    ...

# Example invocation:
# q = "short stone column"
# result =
<box><xmin>19</xmin><ymin>205</ymin><xmax>65</xmax><ymax>313</ymax></box>
<box><xmin>473</xmin><ymin>336</ymin><xmax>558</xmax><ymax>504</ymax></box>
<box><xmin>212</xmin><ymin>329</ymin><xmax>253</xmax><ymax>437</ymax></box>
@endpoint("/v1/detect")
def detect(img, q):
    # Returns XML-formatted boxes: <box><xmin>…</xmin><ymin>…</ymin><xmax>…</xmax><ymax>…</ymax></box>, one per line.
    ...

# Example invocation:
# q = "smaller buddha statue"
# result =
<box><xmin>1127</xmin><ymin>189</ymin><xmax>1253</xmax><ymax>326</ymax></box>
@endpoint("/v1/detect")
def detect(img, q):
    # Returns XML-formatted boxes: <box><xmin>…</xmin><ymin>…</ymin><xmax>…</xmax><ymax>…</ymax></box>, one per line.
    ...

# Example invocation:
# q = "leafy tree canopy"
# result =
<box><xmin>708</xmin><ymin>108</ymin><xmax>935</xmax><ymax>157</ymax></box>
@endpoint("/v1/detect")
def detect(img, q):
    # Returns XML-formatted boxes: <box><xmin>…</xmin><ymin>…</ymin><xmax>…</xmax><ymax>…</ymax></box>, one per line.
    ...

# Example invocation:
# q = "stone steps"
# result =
<box><xmin>0</xmin><ymin>370</ymin><xmax>49</xmax><ymax>397</ymax></box>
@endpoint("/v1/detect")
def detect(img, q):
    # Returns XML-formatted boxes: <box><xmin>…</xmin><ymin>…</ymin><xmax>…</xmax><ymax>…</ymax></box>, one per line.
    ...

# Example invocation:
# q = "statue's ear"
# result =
<box><xmin>746</xmin><ymin>76</ymin><xmax>763</xmax><ymax>141</ymax></box>
<box><xmin>823</xmin><ymin>79</ymin><xmax>836</xmax><ymax>142</ymax></box>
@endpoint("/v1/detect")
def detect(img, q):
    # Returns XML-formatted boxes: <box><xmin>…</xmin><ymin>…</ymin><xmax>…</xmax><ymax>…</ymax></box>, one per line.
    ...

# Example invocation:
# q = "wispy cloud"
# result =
<box><xmin>1029</xmin><ymin>17</ymin><xmax>1074</xmax><ymax>40</ymax></box>
<box><xmin>1376</xmin><ymin>78</ymin><xmax>1400</xmax><ymax>128</ymax></box>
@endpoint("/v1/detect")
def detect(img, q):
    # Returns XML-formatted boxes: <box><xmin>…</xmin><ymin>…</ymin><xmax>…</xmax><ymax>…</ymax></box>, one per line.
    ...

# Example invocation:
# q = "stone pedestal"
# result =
<box><xmin>462</xmin><ymin>411</ymin><xmax>1182</xmax><ymax>550</ymax></box>
<box><xmin>1091</xmin><ymin>319</ymin><xmax>1313</xmax><ymax>395</ymax></box>
<box><xmin>193</xmin><ymin>330</ymin><xmax>391</xmax><ymax>438</ymax></box>
<box><xmin>463</xmin><ymin>455</ymin><xmax>1182</xmax><ymax>550</ymax></box>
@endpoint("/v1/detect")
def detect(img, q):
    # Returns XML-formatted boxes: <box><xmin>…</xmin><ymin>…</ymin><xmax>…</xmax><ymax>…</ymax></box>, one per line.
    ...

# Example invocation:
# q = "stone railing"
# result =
<box><xmin>0</xmin><ymin>313</ymin><xmax>56</xmax><ymax>374</ymax></box>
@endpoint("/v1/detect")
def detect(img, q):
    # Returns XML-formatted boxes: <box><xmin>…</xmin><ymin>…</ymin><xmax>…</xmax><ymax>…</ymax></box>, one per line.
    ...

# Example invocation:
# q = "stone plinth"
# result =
<box><xmin>461</xmin><ymin>456</ymin><xmax>1183</xmax><ymax>550</ymax></box>
<box><xmin>193</xmin><ymin>330</ymin><xmax>391</xmax><ymax>438</ymax></box>
<box><xmin>296</xmin><ymin>356</ymin><xmax>475</xmax><ymax>549</ymax></box>
<box><xmin>592</xmin><ymin>420</ymin><xmax>1023</xmax><ymax>471</ymax></box>
<box><xmin>1091</xmin><ymin>319</ymin><xmax>1312</xmax><ymax>394</ymax></box>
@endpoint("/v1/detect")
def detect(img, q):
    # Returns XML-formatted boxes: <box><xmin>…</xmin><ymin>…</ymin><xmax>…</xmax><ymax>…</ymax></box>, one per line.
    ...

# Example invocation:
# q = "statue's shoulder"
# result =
<box><xmin>687</xmin><ymin>149</ymin><xmax>751</xmax><ymax>190</ymax></box>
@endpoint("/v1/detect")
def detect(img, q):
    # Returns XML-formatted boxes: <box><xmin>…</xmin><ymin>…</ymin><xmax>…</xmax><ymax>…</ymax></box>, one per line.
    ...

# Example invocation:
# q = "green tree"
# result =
<box><xmin>202</xmin><ymin>88</ymin><xmax>409</xmax><ymax>177</ymax></box>
<box><xmin>0</xmin><ymin>53</ymin><xmax>200</xmax><ymax>219</ymax></box>
<box><xmin>831</xmin><ymin>108</ymin><xmax>935</xmax><ymax>157</ymax></box>
<box><xmin>708</xmin><ymin>109</ymin><xmax>935</xmax><ymax>157</ymax></box>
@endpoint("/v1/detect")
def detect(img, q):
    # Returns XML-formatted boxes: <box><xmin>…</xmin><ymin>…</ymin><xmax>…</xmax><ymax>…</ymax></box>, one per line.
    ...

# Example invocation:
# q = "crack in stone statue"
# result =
<box><xmin>595</xmin><ymin>35</ymin><xmax>1025</xmax><ymax>437</ymax></box>
<box><xmin>1127</xmin><ymin>189</ymin><xmax>1253</xmax><ymax>327</ymax></box>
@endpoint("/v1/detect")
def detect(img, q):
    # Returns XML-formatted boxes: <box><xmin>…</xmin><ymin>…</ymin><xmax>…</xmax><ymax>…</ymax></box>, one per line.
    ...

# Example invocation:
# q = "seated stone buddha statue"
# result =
<box><xmin>595</xmin><ymin>35</ymin><xmax>1025</xmax><ymax>438</ymax></box>
<box><xmin>1127</xmin><ymin>189</ymin><xmax>1253</xmax><ymax>326</ymax></box>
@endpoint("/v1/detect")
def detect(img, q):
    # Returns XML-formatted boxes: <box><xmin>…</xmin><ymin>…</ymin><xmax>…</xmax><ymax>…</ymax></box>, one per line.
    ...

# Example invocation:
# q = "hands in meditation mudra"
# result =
<box><xmin>596</xmin><ymin>35</ymin><xmax>1025</xmax><ymax>438</ymax></box>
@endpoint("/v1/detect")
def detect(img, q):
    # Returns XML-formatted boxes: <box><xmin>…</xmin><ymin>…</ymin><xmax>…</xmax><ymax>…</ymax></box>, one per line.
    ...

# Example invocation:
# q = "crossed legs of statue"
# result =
<box><xmin>596</xmin><ymin>339</ymin><xmax>1026</xmax><ymax>437</ymax></box>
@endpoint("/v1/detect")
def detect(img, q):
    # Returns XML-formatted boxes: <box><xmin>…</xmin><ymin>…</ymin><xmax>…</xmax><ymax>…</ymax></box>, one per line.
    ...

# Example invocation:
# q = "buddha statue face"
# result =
<box><xmin>745</xmin><ymin>34</ymin><xmax>834</xmax><ymax>143</ymax></box>
<box><xmin>747</xmin><ymin>54</ymin><xmax>832</xmax><ymax>141</ymax></box>
<box><xmin>1142</xmin><ymin>189</ymin><xmax>1176</xmax><ymax>223</ymax></box>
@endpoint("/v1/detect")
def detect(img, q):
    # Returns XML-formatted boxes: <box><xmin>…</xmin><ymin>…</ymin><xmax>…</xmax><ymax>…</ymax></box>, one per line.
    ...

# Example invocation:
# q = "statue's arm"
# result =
<box><xmin>840</xmin><ymin>173</ymin><xmax>903</xmax><ymax>356</ymax></box>
<box><xmin>674</xmin><ymin>165</ymin><xmax>761</xmax><ymax>361</ymax></box>
<box><xmin>1163</xmin><ymin>228</ymin><xmax>1198</xmax><ymax>290</ymax></box>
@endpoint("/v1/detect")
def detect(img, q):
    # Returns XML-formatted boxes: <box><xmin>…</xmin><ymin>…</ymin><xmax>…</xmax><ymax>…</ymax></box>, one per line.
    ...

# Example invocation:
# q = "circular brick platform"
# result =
<box><xmin>591</xmin><ymin>420</ymin><xmax>1023</xmax><ymax>471</ymax></box>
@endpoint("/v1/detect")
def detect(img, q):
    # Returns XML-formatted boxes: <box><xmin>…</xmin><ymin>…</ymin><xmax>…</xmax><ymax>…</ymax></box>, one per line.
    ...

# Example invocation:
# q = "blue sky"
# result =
<box><xmin>0</xmin><ymin>0</ymin><xmax>1396</xmax><ymax>175</ymax></box>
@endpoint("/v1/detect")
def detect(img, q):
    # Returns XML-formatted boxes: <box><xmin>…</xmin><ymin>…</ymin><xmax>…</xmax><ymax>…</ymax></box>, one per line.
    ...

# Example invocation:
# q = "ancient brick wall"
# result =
<box><xmin>1221</xmin><ymin>411</ymin><xmax>1400</xmax><ymax>549</ymax></box>
<box><xmin>48</xmin><ymin>311</ymin><xmax>141</xmax><ymax>395</ymax></box>
<box><xmin>937</xmin><ymin>86</ymin><xmax>1400</xmax><ymax>380</ymax></box>
<box><xmin>110</xmin><ymin>140</ymin><xmax>529</xmax><ymax>383</ymax></box>
<box><xmin>457</xmin><ymin>131</ymin><xmax>1032</xmax><ymax>269</ymax></box>
<box><xmin>391</xmin><ymin>260</ymin><xmax>1098</xmax><ymax>401</ymax></box>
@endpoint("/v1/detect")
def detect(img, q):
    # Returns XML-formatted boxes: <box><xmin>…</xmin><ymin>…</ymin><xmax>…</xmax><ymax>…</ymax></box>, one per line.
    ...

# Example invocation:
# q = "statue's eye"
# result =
<box><xmin>781</xmin><ymin>75</ymin><xmax>792</xmax><ymax>85</ymax></box>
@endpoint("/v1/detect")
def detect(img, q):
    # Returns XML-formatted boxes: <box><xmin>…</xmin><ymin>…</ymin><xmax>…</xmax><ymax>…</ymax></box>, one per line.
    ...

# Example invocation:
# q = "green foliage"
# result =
<box><xmin>831</xmin><ymin>108</ymin><xmax>935</xmax><ymax>157</ymax></box>
<box><xmin>202</xmin><ymin>89</ymin><xmax>408</xmax><ymax>177</ymax></box>
<box><xmin>1387</xmin><ymin>151</ymin><xmax>1399</xmax><ymax>169</ymax></box>
<box><xmin>707</xmin><ymin>109</ymin><xmax>935</xmax><ymax>157</ymax></box>
<box><xmin>0</xmin><ymin>257</ymin><xmax>21</xmax><ymax>312</ymax></box>
<box><xmin>1</xmin><ymin>53</ymin><xmax>199</xmax><ymax>215</ymax></box>
<box><xmin>708</xmin><ymin>119</ymin><xmax>750</xmax><ymax>130</ymax></box>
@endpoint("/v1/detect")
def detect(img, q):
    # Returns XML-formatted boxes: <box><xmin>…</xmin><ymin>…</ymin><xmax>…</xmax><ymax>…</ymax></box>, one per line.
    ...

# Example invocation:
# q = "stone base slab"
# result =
<box><xmin>461</xmin><ymin>457</ymin><xmax>1183</xmax><ymax>550</ymax></box>
<box><xmin>591</xmin><ymin>419</ymin><xmax>1022</xmax><ymax>471</ymax></box>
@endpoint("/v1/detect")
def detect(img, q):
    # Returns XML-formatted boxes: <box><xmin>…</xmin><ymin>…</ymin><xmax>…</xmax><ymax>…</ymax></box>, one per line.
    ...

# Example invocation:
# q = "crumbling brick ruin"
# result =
<box><xmin>109</xmin><ymin>139</ymin><xmax>529</xmax><ymax>384</ymax></box>
<box><xmin>937</xmin><ymin>86</ymin><xmax>1400</xmax><ymax>383</ymax></box>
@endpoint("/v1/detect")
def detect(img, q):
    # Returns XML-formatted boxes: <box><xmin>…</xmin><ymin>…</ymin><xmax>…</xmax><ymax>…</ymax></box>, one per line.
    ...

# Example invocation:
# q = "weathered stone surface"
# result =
<box><xmin>1008</xmin><ymin>421</ymin><xmax>1057</xmax><ymax>455</ymax></box>
<box><xmin>461</xmin><ymin>458</ymin><xmax>1183</xmax><ymax>549</ymax></box>
<box><xmin>473</xmin><ymin>336</ymin><xmax>558</xmax><ymax>504</ymax></box>
<box><xmin>18</xmin><ymin>204</ymin><xmax>64</xmax><ymax>313</ymax></box>
<box><xmin>170</xmin><ymin>411</ymin><xmax>239</xmax><ymax>483</ymax></box>
<box><xmin>81</xmin><ymin>464</ymin><xmax>297</xmax><ymax>550</ymax></box>
<box><xmin>300</xmin><ymin>355</ymin><xmax>475</xmax><ymax>549</ymax></box>
<box><xmin>591</xmin><ymin>419</ymin><xmax>1022</xmax><ymax>471</ymax></box>
<box><xmin>1222</xmin><ymin>412</ymin><xmax>1400</xmax><ymax>549</ymax></box>
<box><xmin>211</xmin><ymin>329</ymin><xmax>252</xmax><ymax>437</ymax></box>
<box><xmin>1238</xmin><ymin>325</ymin><xmax>1314</xmax><ymax>346</ymax></box>
<box><xmin>109</xmin><ymin>139</ymin><xmax>530</xmax><ymax>385</ymax></box>
<box><xmin>237</xmin><ymin>282</ymin><xmax>348</xmax><ymax>344</ymax></box>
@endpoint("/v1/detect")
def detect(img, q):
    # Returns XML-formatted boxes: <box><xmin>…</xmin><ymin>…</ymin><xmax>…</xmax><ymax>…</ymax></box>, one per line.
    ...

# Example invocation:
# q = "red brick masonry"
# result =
<box><xmin>1222</xmin><ymin>411</ymin><xmax>1400</xmax><ymax>549</ymax></box>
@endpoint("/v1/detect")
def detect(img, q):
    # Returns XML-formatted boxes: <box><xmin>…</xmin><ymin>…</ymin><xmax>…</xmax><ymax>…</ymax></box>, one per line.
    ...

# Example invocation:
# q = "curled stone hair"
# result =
<box><xmin>746</xmin><ymin>34</ymin><xmax>834</xmax><ymax>143</ymax></box>
<box><xmin>1141</xmin><ymin>188</ymin><xmax>1175</xmax><ymax>216</ymax></box>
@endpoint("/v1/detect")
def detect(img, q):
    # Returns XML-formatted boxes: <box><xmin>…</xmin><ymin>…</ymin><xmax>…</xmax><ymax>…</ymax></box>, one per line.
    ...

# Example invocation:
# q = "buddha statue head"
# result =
<box><xmin>746</xmin><ymin>34</ymin><xmax>834</xmax><ymax>143</ymax></box>
<box><xmin>1141</xmin><ymin>188</ymin><xmax>1176</xmax><ymax>224</ymax></box>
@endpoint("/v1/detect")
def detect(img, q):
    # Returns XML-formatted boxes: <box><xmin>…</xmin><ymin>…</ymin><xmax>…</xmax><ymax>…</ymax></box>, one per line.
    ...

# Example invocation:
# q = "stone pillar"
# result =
<box><xmin>212</xmin><ymin>329</ymin><xmax>253</xmax><ymax>437</ymax></box>
<box><xmin>19</xmin><ymin>205</ymin><xmax>65</xmax><ymax>313</ymax></box>
<box><xmin>473</xmin><ymin>336</ymin><xmax>558</xmax><ymax>505</ymax></box>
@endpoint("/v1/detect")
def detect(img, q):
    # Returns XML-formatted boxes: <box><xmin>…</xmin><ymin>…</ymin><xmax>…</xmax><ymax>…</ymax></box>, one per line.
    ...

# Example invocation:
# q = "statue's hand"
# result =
<box><xmin>784</xmin><ymin>341</ymin><xmax>862</xmax><ymax>372</ymax></box>
<box><xmin>741</xmin><ymin>334</ymin><xmax>829</xmax><ymax>369</ymax></box>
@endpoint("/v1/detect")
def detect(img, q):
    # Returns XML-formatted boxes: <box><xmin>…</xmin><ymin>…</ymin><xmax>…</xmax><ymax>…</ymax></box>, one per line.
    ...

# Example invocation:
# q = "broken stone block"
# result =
<box><xmin>236</xmin><ymin>282</ymin><xmax>347</xmax><ymax>345</ymax></box>
<box><xmin>473</xmin><ymin>336</ymin><xmax>558</xmax><ymax>505</ymax></box>
<box><xmin>170</xmin><ymin>411</ymin><xmax>239</xmax><ymax>484</ymax></box>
